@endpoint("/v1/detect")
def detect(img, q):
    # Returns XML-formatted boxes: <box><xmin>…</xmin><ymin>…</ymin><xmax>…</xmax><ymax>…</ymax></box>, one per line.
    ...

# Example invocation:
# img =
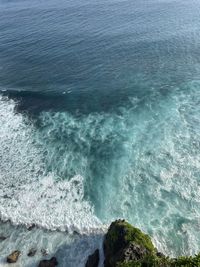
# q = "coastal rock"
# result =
<box><xmin>85</xmin><ymin>249</ymin><xmax>99</xmax><ymax>267</ymax></box>
<box><xmin>122</xmin><ymin>242</ymin><xmax>149</xmax><ymax>261</ymax></box>
<box><xmin>7</xmin><ymin>250</ymin><xmax>21</xmax><ymax>263</ymax></box>
<box><xmin>103</xmin><ymin>220</ymin><xmax>200</xmax><ymax>266</ymax></box>
<box><xmin>27</xmin><ymin>248</ymin><xmax>37</xmax><ymax>257</ymax></box>
<box><xmin>38</xmin><ymin>257</ymin><xmax>58</xmax><ymax>267</ymax></box>
<box><xmin>103</xmin><ymin>220</ymin><xmax>155</xmax><ymax>267</ymax></box>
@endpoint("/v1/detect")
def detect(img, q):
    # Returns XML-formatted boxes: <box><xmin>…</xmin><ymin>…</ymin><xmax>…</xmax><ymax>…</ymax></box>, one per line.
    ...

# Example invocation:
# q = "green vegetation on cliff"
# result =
<box><xmin>103</xmin><ymin>220</ymin><xmax>200</xmax><ymax>267</ymax></box>
<box><xmin>104</xmin><ymin>220</ymin><xmax>154</xmax><ymax>255</ymax></box>
<box><xmin>117</xmin><ymin>254</ymin><xmax>200</xmax><ymax>267</ymax></box>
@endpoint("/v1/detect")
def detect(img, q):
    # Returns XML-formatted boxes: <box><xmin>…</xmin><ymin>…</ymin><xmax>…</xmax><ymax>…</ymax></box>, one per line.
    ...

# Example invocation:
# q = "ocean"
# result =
<box><xmin>0</xmin><ymin>0</ymin><xmax>200</xmax><ymax>266</ymax></box>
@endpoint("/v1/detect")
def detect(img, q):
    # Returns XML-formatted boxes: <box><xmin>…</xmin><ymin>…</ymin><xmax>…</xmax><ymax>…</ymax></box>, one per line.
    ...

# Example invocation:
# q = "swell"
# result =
<box><xmin>0</xmin><ymin>88</ymin><xmax>137</xmax><ymax>116</ymax></box>
<box><xmin>0</xmin><ymin>78</ymin><xmax>173</xmax><ymax>116</ymax></box>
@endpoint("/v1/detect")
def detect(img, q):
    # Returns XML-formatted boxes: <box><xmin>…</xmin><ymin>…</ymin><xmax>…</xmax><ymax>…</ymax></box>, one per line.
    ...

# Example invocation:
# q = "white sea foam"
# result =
<box><xmin>0</xmin><ymin>96</ymin><xmax>102</xmax><ymax>234</ymax></box>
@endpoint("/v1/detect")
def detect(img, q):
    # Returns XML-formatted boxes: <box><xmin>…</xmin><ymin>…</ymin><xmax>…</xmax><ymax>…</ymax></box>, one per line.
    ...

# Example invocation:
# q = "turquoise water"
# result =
<box><xmin>1</xmin><ymin>0</ymin><xmax>200</xmax><ymax>266</ymax></box>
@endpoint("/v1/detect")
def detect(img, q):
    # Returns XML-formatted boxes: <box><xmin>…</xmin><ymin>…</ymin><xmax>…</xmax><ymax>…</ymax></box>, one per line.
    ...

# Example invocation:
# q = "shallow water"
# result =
<box><xmin>1</xmin><ymin>0</ymin><xmax>200</xmax><ymax>266</ymax></box>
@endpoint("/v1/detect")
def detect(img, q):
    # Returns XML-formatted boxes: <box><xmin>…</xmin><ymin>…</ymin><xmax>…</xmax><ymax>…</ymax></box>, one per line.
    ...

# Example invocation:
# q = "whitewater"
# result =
<box><xmin>1</xmin><ymin>79</ymin><xmax>200</xmax><ymax>266</ymax></box>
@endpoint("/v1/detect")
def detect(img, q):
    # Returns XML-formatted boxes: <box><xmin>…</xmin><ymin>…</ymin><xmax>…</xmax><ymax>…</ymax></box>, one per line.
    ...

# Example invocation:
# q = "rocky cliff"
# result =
<box><xmin>87</xmin><ymin>220</ymin><xmax>200</xmax><ymax>267</ymax></box>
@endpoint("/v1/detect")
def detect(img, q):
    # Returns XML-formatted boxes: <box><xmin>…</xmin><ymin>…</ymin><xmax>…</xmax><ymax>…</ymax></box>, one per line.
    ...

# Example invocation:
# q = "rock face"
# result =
<box><xmin>7</xmin><ymin>250</ymin><xmax>21</xmax><ymax>263</ymax></box>
<box><xmin>122</xmin><ymin>242</ymin><xmax>149</xmax><ymax>261</ymax></box>
<box><xmin>85</xmin><ymin>249</ymin><xmax>99</xmax><ymax>267</ymax></box>
<box><xmin>27</xmin><ymin>248</ymin><xmax>37</xmax><ymax>257</ymax></box>
<box><xmin>38</xmin><ymin>257</ymin><xmax>58</xmax><ymax>267</ymax></box>
<box><xmin>103</xmin><ymin>220</ymin><xmax>155</xmax><ymax>267</ymax></box>
<box><xmin>103</xmin><ymin>220</ymin><xmax>200</xmax><ymax>267</ymax></box>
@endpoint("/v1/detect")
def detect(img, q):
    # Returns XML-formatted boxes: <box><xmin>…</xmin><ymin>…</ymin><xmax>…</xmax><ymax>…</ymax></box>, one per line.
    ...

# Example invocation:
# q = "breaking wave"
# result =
<box><xmin>1</xmin><ymin>81</ymin><xmax>200</xmax><ymax>257</ymax></box>
<box><xmin>0</xmin><ymin>95</ymin><xmax>101</xmax><ymax>233</ymax></box>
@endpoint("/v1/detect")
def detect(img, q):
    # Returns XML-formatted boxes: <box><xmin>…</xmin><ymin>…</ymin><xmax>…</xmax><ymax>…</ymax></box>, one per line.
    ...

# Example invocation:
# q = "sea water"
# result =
<box><xmin>1</xmin><ymin>0</ymin><xmax>200</xmax><ymax>266</ymax></box>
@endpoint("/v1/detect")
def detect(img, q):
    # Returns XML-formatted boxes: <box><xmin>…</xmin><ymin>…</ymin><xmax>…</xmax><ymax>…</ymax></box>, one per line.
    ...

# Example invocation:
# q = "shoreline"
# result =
<box><xmin>1</xmin><ymin>220</ymin><xmax>200</xmax><ymax>267</ymax></box>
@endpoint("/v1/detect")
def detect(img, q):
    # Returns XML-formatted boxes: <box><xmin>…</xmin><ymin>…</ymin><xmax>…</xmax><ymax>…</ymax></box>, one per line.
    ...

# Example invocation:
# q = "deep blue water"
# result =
<box><xmin>1</xmin><ymin>0</ymin><xmax>200</xmax><ymax>266</ymax></box>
